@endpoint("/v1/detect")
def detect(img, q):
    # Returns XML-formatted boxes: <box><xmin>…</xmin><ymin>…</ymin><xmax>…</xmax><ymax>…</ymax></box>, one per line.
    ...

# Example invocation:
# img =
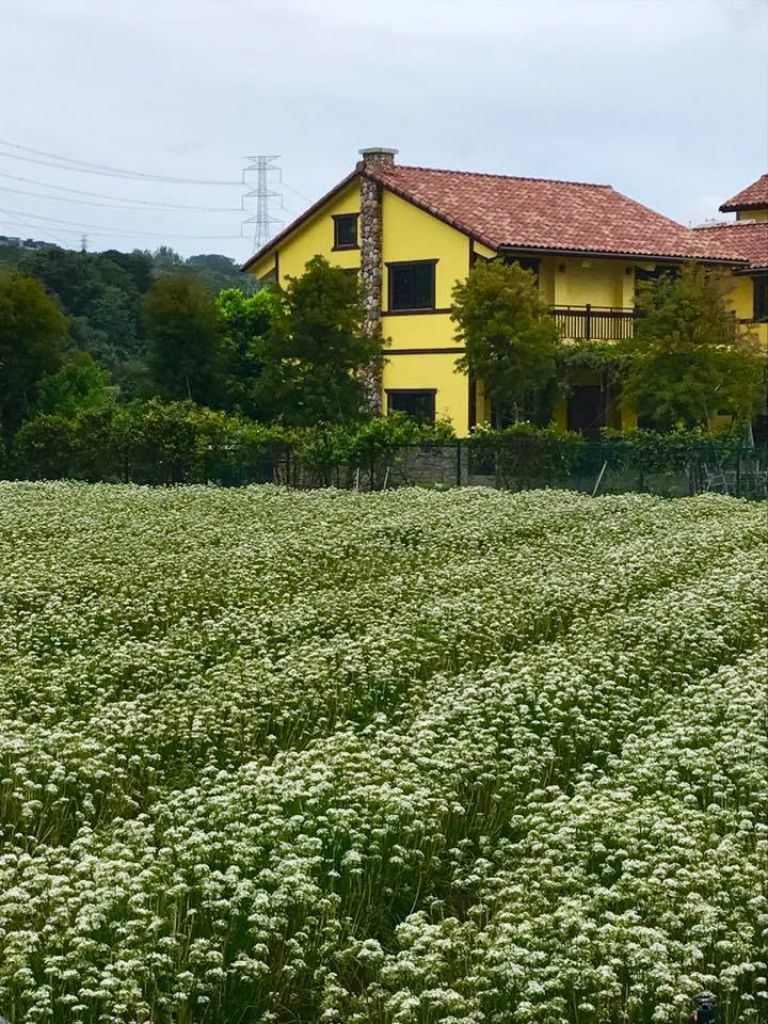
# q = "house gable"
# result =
<box><xmin>244</xmin><ymin>172</ymin><xmax>360</xmax><ymax>281</ymax></box>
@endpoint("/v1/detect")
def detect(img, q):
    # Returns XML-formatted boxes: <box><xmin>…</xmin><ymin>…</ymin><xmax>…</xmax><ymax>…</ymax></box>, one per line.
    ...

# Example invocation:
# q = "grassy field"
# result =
<box><xmin>0</xmin><ymin>483</ymin><xmax>766</xmax><ymax>1024</ymax></box>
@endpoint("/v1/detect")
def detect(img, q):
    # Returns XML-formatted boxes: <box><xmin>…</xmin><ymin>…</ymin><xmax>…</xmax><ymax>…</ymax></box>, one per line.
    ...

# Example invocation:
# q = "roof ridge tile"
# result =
<box><xmin>375</xmin><ymin>163</ymin><xmax>612</xmax><ymax>190</ymax></box>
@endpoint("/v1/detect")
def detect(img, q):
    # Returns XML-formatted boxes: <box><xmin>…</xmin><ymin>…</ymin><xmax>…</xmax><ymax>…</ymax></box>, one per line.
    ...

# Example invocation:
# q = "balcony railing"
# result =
<box><xmin>550</xmin><ymin>307</ymin><xmax>760</xmax><ymax>342</ymax></box>
<box><xmin>550</xmin><ymin>304</ymin><xmax>635</xmax><ymax>341</ymax></box>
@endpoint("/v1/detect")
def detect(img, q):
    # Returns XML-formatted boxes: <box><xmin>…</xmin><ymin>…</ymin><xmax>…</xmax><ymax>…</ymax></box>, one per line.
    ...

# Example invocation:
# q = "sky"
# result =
<box><xmin>1</xmin><ymin>0</ymin><xmax>766</xmax><ymax>262</ymax></box>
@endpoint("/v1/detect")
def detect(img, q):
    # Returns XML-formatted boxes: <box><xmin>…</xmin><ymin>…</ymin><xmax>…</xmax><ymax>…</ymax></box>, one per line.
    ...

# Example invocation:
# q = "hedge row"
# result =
<box><xmin>464</xmin><ymin>422</ymin><xmax>752</xmax><ymax>486</ymax></box>
<box><xmin>3</xmin><ymin>402</ymin><xmax>455</xmax><ymax>485</ymax></box>
<box><xmin>2</xmin><ymin>402</ymin><xmax>755</xmax><ymax>487</ymax></box>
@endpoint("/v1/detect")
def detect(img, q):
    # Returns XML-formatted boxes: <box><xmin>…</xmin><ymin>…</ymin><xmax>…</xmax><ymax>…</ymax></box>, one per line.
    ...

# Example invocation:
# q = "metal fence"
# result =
<box><xmin>269</xmin><ymin>439</ymin><xmax>768</xmax><ymax>499</ymax></box>
<box><xmin>5</xmin><ymin>440</ymin><xmax>767</xmax><ymax>498</ymax></box>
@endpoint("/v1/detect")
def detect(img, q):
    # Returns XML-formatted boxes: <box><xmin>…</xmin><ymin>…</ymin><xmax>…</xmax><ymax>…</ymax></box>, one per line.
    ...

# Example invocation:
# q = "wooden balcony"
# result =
<box><xmin>551</xmin><ymin>306</ymin><xmax>755</xmax><ymax>342</ymax></box>
<box><xmin>550</xmin><ymin>304</ymin><xmax>635</xmax><ymax>341</ymax></box>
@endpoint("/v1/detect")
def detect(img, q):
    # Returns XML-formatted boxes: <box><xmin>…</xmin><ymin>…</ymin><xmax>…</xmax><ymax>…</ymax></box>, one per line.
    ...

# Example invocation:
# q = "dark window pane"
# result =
<box><xmin>753</xmin><ymin>413</ymin><xmax>768</xmax><ymax>446</ymax></box>
<box><xmin>753</xmin><ymin>275</ymin><xmax>768</xmax><ymax>322</ymax></box>
<box><xmin>387</xmin><ymin>389</ymin><xmax>436</xmax><ymax>423</ymax></box>
<box><xmin>389</xmin><ymin>262</ymin><xmax>435</xmax><ymax>310</ymax></box>
<box><xmin>567</xmin><ymin>385</ymin><xmax>605</xmax><ymax>438</ymax></box>
<box><xmin>333</xmin><ymin>215</ymin><xmax>358</xmax><ymax>248</ymax></box>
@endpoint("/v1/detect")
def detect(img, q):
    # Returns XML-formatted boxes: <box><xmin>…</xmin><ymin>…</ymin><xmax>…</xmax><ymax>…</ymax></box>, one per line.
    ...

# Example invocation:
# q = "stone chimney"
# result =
<box><xmin>358</xmin><ymin>149</ymin><xmax>397</xmax><ymax>413</ymax></box>
<box><xmin>359</xmin><ymin>146</ymin><xmax>398</xmax><ymax>169</ymax></box>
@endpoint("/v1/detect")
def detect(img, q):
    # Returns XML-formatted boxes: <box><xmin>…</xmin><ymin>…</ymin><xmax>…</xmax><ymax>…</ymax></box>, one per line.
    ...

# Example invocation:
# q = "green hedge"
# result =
<box><xmin>466</xmin><ymin>423</ymin><xmax>586</xmax><ymax>485</ymax></box>
<box><xmin>290</xmin><ymin>414</ymin><xmax>455</xmax><ymax>486</ymax></box>
<box><xmin>6</xmin><ymin>405</ymin><xmax>758</xmax><ymax>489</ymax></box>
<box><xmin>11</xmin><ymin>401</ymin><xmax>286</xmax><ymax>485</ymax></box>
<box><xmin>7</xmin><ymin>403</ymin><xmax>456</xmax><ymax>485</ymax></box>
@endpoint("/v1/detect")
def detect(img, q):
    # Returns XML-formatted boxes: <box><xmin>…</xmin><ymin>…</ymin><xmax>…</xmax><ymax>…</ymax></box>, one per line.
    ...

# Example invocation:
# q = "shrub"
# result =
<box><xmin>12</xmin><ymin>415</ymin><xmax>78</xmax><ymax>479</ymax></box>
<box><xmin>467</xmin><ymin>422</ymin><xmax>585</xmax><ymax>487</ymax></box>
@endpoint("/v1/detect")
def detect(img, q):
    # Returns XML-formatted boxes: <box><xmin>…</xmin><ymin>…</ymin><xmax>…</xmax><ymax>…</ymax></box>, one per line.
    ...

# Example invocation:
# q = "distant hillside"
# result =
<box><xmin>0</xmin><ymin>238</ymin><xmax>252</xmax><ymax>295</ymax></box>
<box><xmin>0</xmin><ymin>240</ymin><xmax>256</xmax><ymax>402</ymax></box>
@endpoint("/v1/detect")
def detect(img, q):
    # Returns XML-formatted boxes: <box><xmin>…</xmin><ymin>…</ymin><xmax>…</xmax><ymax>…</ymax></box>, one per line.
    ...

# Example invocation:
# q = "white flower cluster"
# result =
<box><xmin>0</xmin><ymin>483</ymin><xmax>765</xmax><ymax>1024</ymax></box>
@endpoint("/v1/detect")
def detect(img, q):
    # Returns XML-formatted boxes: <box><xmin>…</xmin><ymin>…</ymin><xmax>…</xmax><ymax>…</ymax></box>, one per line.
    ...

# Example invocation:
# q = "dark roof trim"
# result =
<box><xmin>241</xmin><ymin>169</ymin><xmax>360</xmax><ymax>272</ymax></box>
<box><xmin>719</xmin><ymin>201</ymin><xmax>768</xmax><ymax>213</ymax></box>
<box><xmin>499</xmin><ymin>244</ymin><xmax>749</xmax><ymax>266</ymax></box>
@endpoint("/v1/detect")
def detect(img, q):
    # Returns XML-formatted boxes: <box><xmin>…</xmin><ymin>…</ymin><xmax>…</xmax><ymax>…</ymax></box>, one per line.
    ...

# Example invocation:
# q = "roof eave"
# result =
<box><xmin>719</xmin><ymin>201</ymin><xmax>768</xmax><ymax>213</ymax></box>
<box><xmin>498</xmin><ymin>243</ymin><xmax>748</xmax><ymax>266</ymax></box>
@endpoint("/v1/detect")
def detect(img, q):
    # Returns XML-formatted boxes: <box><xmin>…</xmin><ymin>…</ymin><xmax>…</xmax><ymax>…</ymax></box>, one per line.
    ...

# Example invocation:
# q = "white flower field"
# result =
<box><xmin>0</xmin><ymin>482</ymin><xmax>766</xmax><ymax>1024</ymax></box>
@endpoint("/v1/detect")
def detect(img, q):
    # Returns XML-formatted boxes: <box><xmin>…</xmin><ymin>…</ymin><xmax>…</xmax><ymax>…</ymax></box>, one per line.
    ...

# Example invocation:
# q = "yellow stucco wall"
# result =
<box><xmin>379</xmin><ymin>191</ymin><xmax>471</xmax><ymax>432</ymax></box>
<box><xmin>728</xmin><ymin>274</ymin><xmax>753</xmax><ymax>319</ymax></box>
<box><xmin>726</xmin><ymin>274</ymin><xmax>767</xmax><ymax>352</ymax></box>
<box><xmin>251</xmin><ymin>181</ymin><xmax>361</xmax><ymax>283</ymax></box>
<box><xmin>737</xmin><ymin>209</ymin><xmax>768</xmax><ymax>222</ymax></box>
<box><xmin>380</xmin><ymin>191</ymin><xmax>471</xmax><ymax>309</ymax></box>
<box><xmin>383</xmin><ymin>352</ymin><xmax>469</xmax><ymax>433</ymax></box>
<box><xmin>552</xmin><ymin>257</ymin><xmax>631</xmax><ymax>308</ymax></box>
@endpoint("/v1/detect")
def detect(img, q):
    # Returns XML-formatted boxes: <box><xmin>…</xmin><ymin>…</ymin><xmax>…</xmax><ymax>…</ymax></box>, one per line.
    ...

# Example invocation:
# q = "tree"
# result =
<box><xmin>101</xmin><ymin>249</ymin><xmax>154</xmax><ymax>295</ymax></box>
<box><xmin>152</xmin><ymin>246</ymin><xmax>184</xmax><ymax>272</ymax></box>
<box><xmin>144</xmin><ymin>274</ymin><xmax>225</xmax><ymax>406</ymax></box>
<box><xmin>185</xmin><ymin>254</ymin><xmax>257</xmax><ymax>296</ymax></box>
<box><xmin>20</xmin><ymin>247</ymin><xmax>149</xmax><ymax>384</ymax></box>
<box><xmin>37</xmin><ymin>351</ymin><xmax>115</xmax><ymax>419</ymax></box>
<box><xmin>255</xmin><ymin>257</ymin><xmax>384</xmax><ymax>426</ymax></box>
<box><xmin>0</xmin><ymin>274</ymin><xmax>68</xmax><ymax>437</ymax></box>
<box><xmin>216</xmin><ymin>288</ymin><xmax>280</xmax><ymax>415</ymax></box>
<box><xmin>19</xmin><ymin>245</ymin><xmax>96</xmax><ymax>316</ymax></box>
<box><xmin>451</xmin><ymin>260</ymin><xmax>561</xmax><ymax>427</ymax></box>
<box><xmin>623</xmin><ymin>263</ymin><xmax>765</xmax><ymax>430</ymax></box>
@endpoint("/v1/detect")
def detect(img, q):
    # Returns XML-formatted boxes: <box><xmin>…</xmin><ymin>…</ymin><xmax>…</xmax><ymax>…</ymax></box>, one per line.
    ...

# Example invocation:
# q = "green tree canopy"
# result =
<box><xmin>452</xmin><ymin>259</ymin><xmax>561</xmax><ymax>427</ymax></box>
<box><xmin>37</xmin><ymin>351</ymin><xmax>115</xmax><ymax>419</ymax></box>
<box><xmin>255</xmin><ymin>257</ymin><xmax>384</xmax><ymax>426</ymax></box>
<box><xmin>623</xmin><ymin>262</ymin><xmax>765</xmax><ymax>430</ymax></box>
<box><xmin>0</xmin><ymin>274</ymin><xmax>69</xmax><ymax>437</ymax></box>
<box><xmin>144</xmin><ymin>274</ymin><xmax>225</xmax><ymax>407</ymax></box>
<box><xmin>216</xmin><ymin>288</ymin><xmax>281</xmax><ymax>417</ymax></box>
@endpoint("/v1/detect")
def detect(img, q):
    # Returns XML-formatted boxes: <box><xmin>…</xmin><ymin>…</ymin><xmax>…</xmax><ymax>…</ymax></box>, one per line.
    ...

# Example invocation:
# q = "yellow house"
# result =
<box><xmin>244</xmin><ymin>150</ymin><xmax>767</xmax><ymax>438</ymax></box>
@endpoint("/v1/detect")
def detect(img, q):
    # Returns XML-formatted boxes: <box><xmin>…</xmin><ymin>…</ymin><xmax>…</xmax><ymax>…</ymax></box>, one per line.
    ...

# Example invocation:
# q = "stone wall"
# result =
<box><xmin>359</xmin><ymin>175</ymin><xmax>383</xmax><ymax>413</ymax></box>
<box><xmin>358</xmin><ymin>148</ymin><xmax>396</xmax><ymax>415</ymax></box>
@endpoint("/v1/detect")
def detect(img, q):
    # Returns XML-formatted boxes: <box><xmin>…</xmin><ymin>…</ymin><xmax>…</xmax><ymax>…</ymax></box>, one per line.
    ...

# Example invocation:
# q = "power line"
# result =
<box><xmin>0</xmin><ymin>183</ymin><xmax>242</xmax><ymax>214</ymax></box>
<box><xmin>0</xmin><ymin>221</ymin><xmax>74</xmax><ymax>246</ymax></box>
<box><xmin>0</xmin><ymin>204</ymin><xmax>242</xmax><ymax>240</ymax></box>
<box><xmin>280</xmin><ymin>179</ymin><xmax>312</xmax><ymax>203</ymax></box>
<box><xmin>0</xmin><ymin>140</ymin><xmax>243</xmax><ymax>185</ymax></box>
<box><xmin>0</xmin><ymin>171</ymin><xmax>243</xmax><ymax>211</ymax></box>
<box><xmin>0</xmin><ymin>142</ymin><xmax>311</xmax><ymax>214</ymax></box>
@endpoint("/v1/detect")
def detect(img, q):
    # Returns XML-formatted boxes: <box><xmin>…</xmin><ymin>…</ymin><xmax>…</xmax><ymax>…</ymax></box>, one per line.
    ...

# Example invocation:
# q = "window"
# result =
<box><xmin>753</xmin><ymin>275</ymin><xmax>768</xmax><ymax>322</ymax></box>
<box><xmin>567</xmin><ymin>385</ymin><xmax>605</xmax><ymax>439</ymax></box>
<box><xmin>753</xmin><ymin>414</ymin><xmax>768</xmax><ymax>446</ymax></box>
<box><xmin>333</xmin><ymin>214</ymin><xmax>358</xmax><ymax>250</ymax></box>
<box><xmin>388</xmin><ymin>260</ymin><xmax>436</xmax><ymax>311</ymax></box>
<box><xmin>386</xmin><ymin>389</ymin><xmax>436</xmax><ymax>423</ymax></box>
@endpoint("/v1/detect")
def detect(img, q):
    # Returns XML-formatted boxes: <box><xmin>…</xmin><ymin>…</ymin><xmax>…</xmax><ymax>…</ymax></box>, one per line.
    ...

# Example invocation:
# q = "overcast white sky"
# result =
<box><xmin>1</xmin><ymin>0</ymin><xmax>766</xmax><ymax>261</ymax></box>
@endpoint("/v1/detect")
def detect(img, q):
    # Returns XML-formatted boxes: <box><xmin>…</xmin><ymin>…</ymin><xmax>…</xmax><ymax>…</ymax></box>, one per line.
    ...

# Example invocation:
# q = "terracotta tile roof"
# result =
<box><xmin>362</xmin><ymin>163</ymin><xmax>740</xmax><ymax>262</ymax></box>
<box><xmin>242</xmin><ymin>161</ymin><xmax>752</xmax><ymax>272</ymax></box>
<box><xmin>693</xmin><ymin>220</ymin><xmax>768</xmax><ymax>269</ymax></box>
<box><xmin>719</xmin><ymin>174</ymin><xmax>768</xmax><ymax>213</ymax></box>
